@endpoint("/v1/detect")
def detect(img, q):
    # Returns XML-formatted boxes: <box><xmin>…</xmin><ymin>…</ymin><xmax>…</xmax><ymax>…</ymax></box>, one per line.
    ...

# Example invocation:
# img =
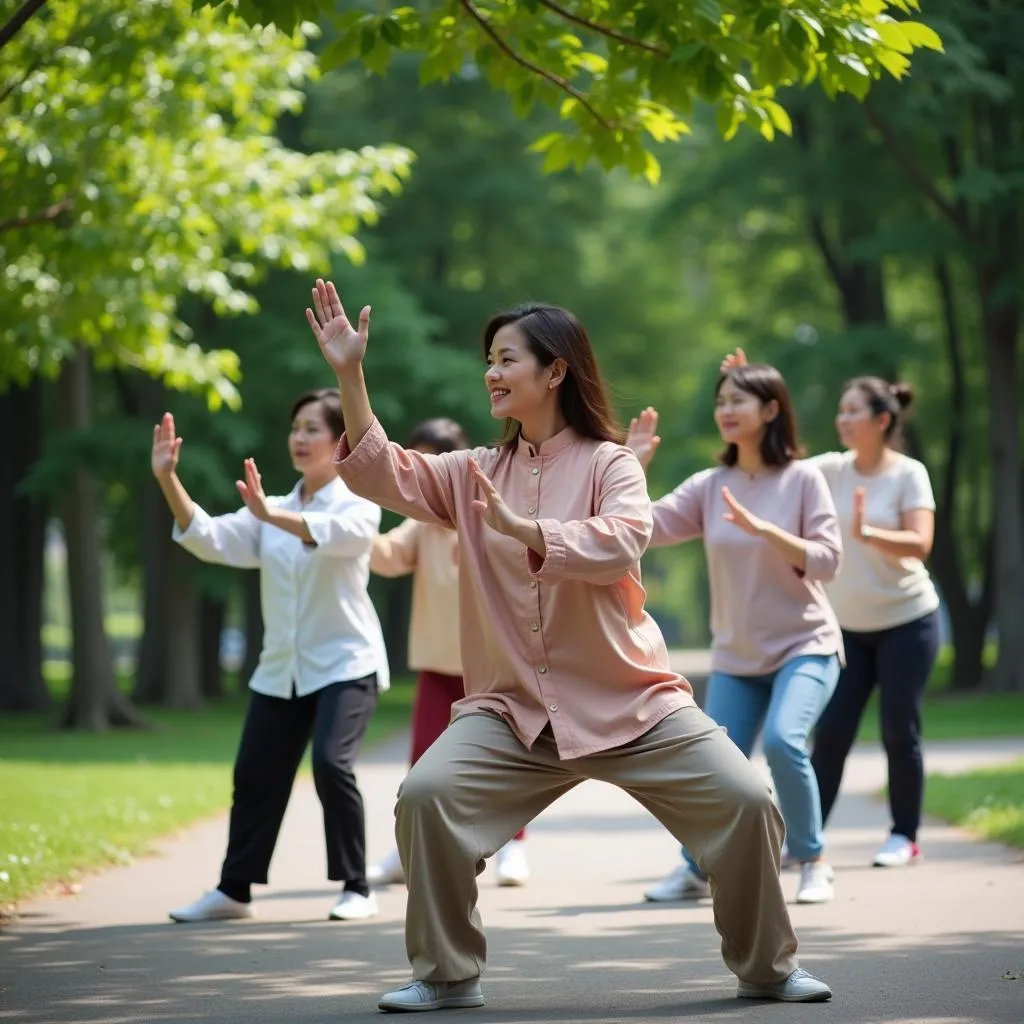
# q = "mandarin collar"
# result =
<box><xmin>515</xmin><ymin>425</ymin><xmax>580</xmax><ymax>459</ymax></box>
<box><xmin>290</xmin><ymin>475</ymin><xmax>340</xmax><ymax>507</ymax></box>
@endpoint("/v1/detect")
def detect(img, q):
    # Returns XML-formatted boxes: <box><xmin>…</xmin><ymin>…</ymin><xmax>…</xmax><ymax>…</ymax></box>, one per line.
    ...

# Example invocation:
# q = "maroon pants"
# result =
<box><xmin>410</xmin><ymin>670</ymin><xmax>526</xmax><ymax>842</ymax></box>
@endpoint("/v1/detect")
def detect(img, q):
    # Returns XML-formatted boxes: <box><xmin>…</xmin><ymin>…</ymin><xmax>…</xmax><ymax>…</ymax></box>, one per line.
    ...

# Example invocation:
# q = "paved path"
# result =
<box><xmin>2</xmin><ymin>729</ymin><xmax>1022</xmax><ymax>1024</ymax></box>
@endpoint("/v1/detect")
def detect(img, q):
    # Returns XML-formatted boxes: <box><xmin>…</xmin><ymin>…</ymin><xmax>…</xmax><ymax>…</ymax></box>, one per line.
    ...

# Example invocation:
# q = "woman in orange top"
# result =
<box><xmin>367</xmin><ymin>417</ymin><xmax>529</xmax><ymax>889</ymax></box>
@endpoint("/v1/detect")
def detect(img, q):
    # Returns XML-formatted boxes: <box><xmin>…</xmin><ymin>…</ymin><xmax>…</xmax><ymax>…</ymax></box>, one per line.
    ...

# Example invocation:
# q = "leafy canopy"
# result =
<box><xmin>199</xmin><ymin>0</ymin><xmax>943</xmax><ymax>182</ymax></box>
<box><xmin>0</xmin><ymin>0</ymin><xmax>412</xmax><ymax>406</ymax></box>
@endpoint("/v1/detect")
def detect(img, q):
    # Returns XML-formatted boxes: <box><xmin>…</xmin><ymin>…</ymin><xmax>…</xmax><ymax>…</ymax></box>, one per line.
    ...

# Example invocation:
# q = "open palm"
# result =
<box><xmin>626</xmin><ymin>407</ymin><xmax>661</xmax><ymax>469</ymax></box>
<box><xmin>151</xmin><ymin>412</ymin><xmax>182</xmax><ymax>479</ymax></box>
<box><xmin>305</xmin><ymin>278</ymin><xmax>370</xmax><ymax>375</ymax></box>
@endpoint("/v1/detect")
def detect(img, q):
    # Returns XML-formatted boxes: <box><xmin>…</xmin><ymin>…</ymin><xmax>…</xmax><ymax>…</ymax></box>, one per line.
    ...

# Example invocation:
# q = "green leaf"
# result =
<box><xmin>696</xmin><ymin>0</ymin><xmax>722</xmax><ymax>26</ymax></box>
<box><xmin>900</xmin><ymin>21</ymin><xmax>944</xmax><ymax>52</ymax></box>
<box><xmin>380</xmin><ymin>17</ymin><xmax>402</xmax><ymax>46</ymax></box>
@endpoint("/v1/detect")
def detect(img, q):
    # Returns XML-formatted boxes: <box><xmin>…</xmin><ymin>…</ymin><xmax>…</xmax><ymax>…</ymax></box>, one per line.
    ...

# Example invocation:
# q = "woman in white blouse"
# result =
<box><xmin>151</xmin><ymin>387</ymin><xmax>389</xmax><ymax>924</ymax></box>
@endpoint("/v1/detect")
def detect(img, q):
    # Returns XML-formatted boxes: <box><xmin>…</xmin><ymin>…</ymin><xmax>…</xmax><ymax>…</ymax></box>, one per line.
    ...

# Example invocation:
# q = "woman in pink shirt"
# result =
<box><xmin>367</xmin><ymin>417</ymin><xmax>530</xmax><ymax>889</ymax></box>
<box><xmin>627</xmin><ymin>365</ymin><xmax>843</xmax><ymax>907</ymax></box>
<box><xmin>305</xmin><ymin>278</ymin><xmax>831</xmax><ymax>1012</ymax></box>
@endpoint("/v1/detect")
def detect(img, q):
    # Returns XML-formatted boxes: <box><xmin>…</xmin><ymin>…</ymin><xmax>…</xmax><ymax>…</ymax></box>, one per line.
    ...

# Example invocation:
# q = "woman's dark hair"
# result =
<box><xmin>845</xmin><ymin>375</ymin><xmax>914</xmax><ymax>445</ymax></box>
<box><xmin>290</xmin><ymin>387</ymin><xmax>345</xmax><ymax>441</ymax></box>
<box><xmin>482</xmin><ymin>303</ymin><xmax>624</xmax><ymax>449</ymax></box>
<box><xmin>408</xmin><ymin>417</ymin><xmax>469</xmax><ymax>454</ymax></box>
<box><xmin>716</xmin><ymin>364</ymin><xmax>804</xmax><ymax>468</ymax></box>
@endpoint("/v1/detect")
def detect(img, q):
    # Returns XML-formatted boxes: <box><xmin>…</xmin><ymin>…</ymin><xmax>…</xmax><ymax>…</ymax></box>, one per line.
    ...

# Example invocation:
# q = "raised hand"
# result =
<box><xmin>721</xmin><ymin>486</ymin><xmax>766</xmax><ymax>536</ymax></box>
<box><xmin>151</xmin><ymin>412</ymin><xmax>182</xmax><ymax>479</ymax></box>
<box><xmin>305</xmin><ymin>278</ymin><xmax>370</xmax><ymax>375</ymax></box>
<box><xmin>626</xmin><ymin>406</ymin><xmax>661</xmax><ymax>469</ymax></box>
<box><xmin>852</xmin><ymin>486</ymin><xmax>867</xmax><ymax>540</ymax></box>
<box><xmin>469</xmin><ymin>457</ymin><xmax>520</xmax><ymax>537</ymax></box>
<box><xmin>236</xmin><ymin>458</ymin><xmax>271</xmax><ymax>521</ymax></box>
<box><xmin>719</xmin><ymin>347</ymin><xmax>748</xmax><ymax>375</ymax></box>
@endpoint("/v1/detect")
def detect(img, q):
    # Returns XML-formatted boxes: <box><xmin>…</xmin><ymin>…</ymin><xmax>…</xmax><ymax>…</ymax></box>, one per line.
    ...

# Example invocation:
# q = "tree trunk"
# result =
<box><xmin>240</xmin><ymin>571</ymin><xmax>263</xmax><ymax>686</ymax></box>
<box><xmin>0</xmin><ymin>379</ymin><xmax>49</xmax><ymax>711</ymax></box>
<box><xmin>58</xmin><ymin>347</ymin><xmax>147</xmax><ymax>729</ymax></box>
<box><xmin>200</xmin><ymin>594</ymin><xmax>226</xmax><ymax>700</ymax></box>
<box><xmin>979</xmin><ymin>274</ymin><xmax>1023</xmax><ymax>692</ymax></box>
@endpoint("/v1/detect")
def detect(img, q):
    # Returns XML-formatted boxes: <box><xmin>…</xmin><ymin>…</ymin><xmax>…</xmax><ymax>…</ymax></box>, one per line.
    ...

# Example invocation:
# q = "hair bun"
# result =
<box><xmin>890</xmin><ymin>382</ymin><xmax>914</xmax><ymax>410</ymax></box>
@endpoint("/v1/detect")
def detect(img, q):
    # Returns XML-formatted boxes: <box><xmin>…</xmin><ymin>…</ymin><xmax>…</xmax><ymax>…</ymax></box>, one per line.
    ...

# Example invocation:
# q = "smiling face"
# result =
<box><xmin>288</xmin><ymin>399</ymin><xmax>338</xmax><ymax>476</ymax></box>
<box><xmin>835</xmin><ymin>386</ymin><xmax>888</xmax><ymax>453</ymax></box>
<box><xmin>484</xmin><ymin>323</ymin><xmax>559</xmax><ymax>422</ymax></box>
<box><xmin>714</xmin><ymin>376</ymin><xmax>776</xmax><ymax>446</ymax></box>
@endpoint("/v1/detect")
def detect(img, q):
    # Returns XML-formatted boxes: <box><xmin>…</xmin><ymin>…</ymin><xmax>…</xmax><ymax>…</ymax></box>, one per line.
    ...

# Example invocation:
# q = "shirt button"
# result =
<box><xmin>530</xmin><ymin>622</ymin><xmax>539</xmax><ymax>632</ymax></box>
<box><xmin>529</xmin><ymin>580</ymin><xmax>537</xmax><ymax>590</ymax></box>
<box><xmin>538</xmin><ymin>666</ymin><xmax>547</xmax><ymax>674</ymax></box>
<box><xmin>531</xmin><ymin>467</ymin><xmax>539</xmax><ymax>476</ymax></box>
<box><xmin>549</xmin><ymin>703</ymin><xmax>558</xmax><ymax>712</ymax></box>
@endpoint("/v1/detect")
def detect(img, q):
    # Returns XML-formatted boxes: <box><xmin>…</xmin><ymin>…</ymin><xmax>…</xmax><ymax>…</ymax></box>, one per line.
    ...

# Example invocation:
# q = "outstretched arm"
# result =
<box><xmin>307</xmin><ymin>277</ymin><xmax>460</xmax><ymax>528</ymax></box>
<box><xmin>151</xmin><ymin>412</ymin><xmax>195</xmax><ymax>531</ymax></box>
<box><xmin>306</xmin><ymin>278</ymin><xmax>374</xmax><ymax>449</ymax></box>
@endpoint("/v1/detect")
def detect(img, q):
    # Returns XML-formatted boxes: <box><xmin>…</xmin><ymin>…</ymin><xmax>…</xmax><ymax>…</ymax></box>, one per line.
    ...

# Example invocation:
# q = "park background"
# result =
<box><xmin>1</xmin><ymin>0</ymin><xmax>1021</xmax><ymax>916</ymax></box>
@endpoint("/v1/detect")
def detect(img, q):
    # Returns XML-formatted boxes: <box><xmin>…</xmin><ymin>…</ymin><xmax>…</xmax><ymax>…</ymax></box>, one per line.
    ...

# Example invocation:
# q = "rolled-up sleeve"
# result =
<box><xmin>302</xmin><ymin>496</ymin><xmax>380</xmax><ymax>557</ymax></box>
<box><xmin>335</xmin><ymin>418</ymin><xmax>460</xmax><ymax>529</ymax></box>
<box><xmin>528</xmin><ymin>448</ymin><xmax>653</xmax><ymax>586</ymax></box>
<box><xmin>800</xmin><ymin>467</ymin><xmax>842</xmax><ymax>582</ymax></box>
<box><xmin>370</xmin><ymin>517</ymin><xmax>420</xmax><ymax>577</ymax></box>
<box><xmin>173</xmin><ymin>504</ymin><xmax>261</xmax><ymax>568</ymax></box>
<box><xmin>647</xmin><ymin>471</ymin><xmax>708</xmax><ymax>549</ymax></box>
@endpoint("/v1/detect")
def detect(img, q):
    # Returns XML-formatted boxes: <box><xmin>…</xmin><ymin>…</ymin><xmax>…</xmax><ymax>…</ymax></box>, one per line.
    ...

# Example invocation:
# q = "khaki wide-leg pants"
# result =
<box><xmin>395</xmin><ymin>706</ymin><xmax>799</xmax><ymax>986</ymax></box>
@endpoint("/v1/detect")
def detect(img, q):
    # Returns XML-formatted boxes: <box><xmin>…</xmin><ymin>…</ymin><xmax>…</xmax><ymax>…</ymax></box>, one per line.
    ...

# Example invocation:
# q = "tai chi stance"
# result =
<box><xmin>305</xmin><ymin>277</ymin><xmax>832</xmax><ymax>1012</ymax></box>
<box><xmin>628</xmin><ymin>364</ymin><xmax>842</xmax><ymax>906</ymax></box>
<box><xmin>368</xmin><ymin>417</ymin><xmax>530</xmax><ymax>889</ymax></box>
<box><xmin>154</xmin><ymin>388</ymin><xmax>388</xmax><ymax>924</ymax></box>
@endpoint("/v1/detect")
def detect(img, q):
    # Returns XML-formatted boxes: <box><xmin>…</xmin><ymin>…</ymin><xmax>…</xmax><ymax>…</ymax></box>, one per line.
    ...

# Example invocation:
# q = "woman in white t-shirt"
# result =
<box><xmin>723</xmin><ymin>352</ymin><xmax>940</xmax><ymax>868</ymax></box>
<box><xmin>807</xmin><ymin>376</ymin><xmax>940</xmax><ymax>868</ymax></box>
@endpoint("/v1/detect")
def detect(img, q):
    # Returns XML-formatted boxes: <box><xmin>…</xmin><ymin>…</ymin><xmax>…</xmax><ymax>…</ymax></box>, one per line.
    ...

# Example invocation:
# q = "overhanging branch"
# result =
<box><xmin>458</xmin><ymin>0</ymin><xmax>614</xmax><ymax>130</ymax></box>
<box><xmin>0</xmin><ymin>0</ymin><xmax>49</xmax><ymax>53</ymax></box>
<box><xmin>0</xmin><ymin>197</ymin><xmax>75</xmax><ymax>233</ymax></box>
<box><xmin>537</xmin><ymin>0</ymin><xmax>669</xmax><ymax>56</ymax></box>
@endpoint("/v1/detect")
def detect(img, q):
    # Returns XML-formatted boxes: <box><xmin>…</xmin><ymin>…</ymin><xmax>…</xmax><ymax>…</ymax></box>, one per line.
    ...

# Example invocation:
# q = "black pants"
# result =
<box><xmin>811</xmin><ymin>610</ymin><xmax>940</xmax><ymax>841</ymax></box>
<box><xmin>219</xmin><ymin>675</ymin><xmax>378</xmax><ymax>891</ymax></box>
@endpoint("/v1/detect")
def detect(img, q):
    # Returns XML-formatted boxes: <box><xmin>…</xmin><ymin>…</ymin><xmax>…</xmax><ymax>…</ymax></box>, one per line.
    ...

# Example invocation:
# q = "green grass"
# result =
<box><xmin>0</xmin><ymin>682</ymin><xmax>414</xmax><ymax>910</ymax></box>
<box><xmin>924</xmin><ymin>758</ymin><xmax>1024</xmax><ymax>848</ymax></box>
<box><xmin>857</xmin><ymin>693</ymin><xmax>1024</xmax><ymax>743</ymax></box>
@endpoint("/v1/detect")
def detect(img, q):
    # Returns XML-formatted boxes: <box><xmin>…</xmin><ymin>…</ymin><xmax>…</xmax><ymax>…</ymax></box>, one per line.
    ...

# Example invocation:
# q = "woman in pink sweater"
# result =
<box><xmin>305</xmin><ymin>278</ymin><xmax>831</xmax><ymax>1012</ymax></box>
<box><xmin>627</xmin><ymin>364</ymin><xmax>843</xmax><ymax>906</ymax></box>
<box><xmin>367</xmin><ymin>417</ymin><xmax>530</xmax><ymax>889</ymax></box>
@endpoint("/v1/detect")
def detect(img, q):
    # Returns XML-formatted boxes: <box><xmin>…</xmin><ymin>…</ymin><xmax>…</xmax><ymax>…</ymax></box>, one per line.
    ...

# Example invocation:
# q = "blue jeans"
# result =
<box><xmin>683</xmin><ymin>654</ymin><xmax>840</xmax><ymax>874</ymax></box>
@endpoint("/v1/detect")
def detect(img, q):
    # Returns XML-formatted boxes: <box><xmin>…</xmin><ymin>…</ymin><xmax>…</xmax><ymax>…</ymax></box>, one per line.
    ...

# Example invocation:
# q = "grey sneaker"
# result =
<box><xmin>378</xmin><ymin>979</ymin><xmax>484</xmax><ymax>1012</ymax></box>
<box><xmin>738</xmin><ymin>967</ymin><xmax>832</xmax><ymax>1002</ymax></box>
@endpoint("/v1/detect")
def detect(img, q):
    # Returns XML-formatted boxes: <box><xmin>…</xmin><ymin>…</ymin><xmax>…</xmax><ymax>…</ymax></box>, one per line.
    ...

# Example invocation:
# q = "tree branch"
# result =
<box><xmin>0</xmin><ymin>0</ymin><xmax>49</xmax><ymax>53</ymax></box>
<box><xmin>863</xmin><ymin>99</ymin><xmax>972</xmax><ymax>240</ymax></box>
<box><xmin>791</xmin><ymin>109</ymin><xmax>848</xmax><ymax>290</ymax></box>
<box><xmin>458</xmin><ymin>0</ymin><xmax>614</xmax><ymax>130</ymax></box>
<box><xmin>0</xmin><ymin>197</ymin><xmax>75</xmax><ymax>234</ymax></box>
<box><xmin>537</xmin><ymin>0</ymin><xmax>669</xmax><ymax>56</ymax></box>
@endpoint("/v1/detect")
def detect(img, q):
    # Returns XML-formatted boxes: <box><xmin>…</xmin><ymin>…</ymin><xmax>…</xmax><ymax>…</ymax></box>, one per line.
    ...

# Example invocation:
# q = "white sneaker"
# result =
<box><xmin>169</xmin><ymin>889</ymin><xmax>254</xmax><ymax>923</ymax></box>
<box><xmin>495</xmin><ymin>839</ymin><xmax>530</xmax><ymax>887</ymax></box>
<box><xmin>795</xmin><ymin>861</ymin><xmax>835</xmax><ymax>904</ymax></box>
<box><xmin>329</xmin><ymin>890</ymin><xmax>379</xmax><ymax>921</ymax></box>
<box><xmin>873</xmin><ymin>833</ymin><xmax>921</xmax><ymax>867</ymax></box>
<box><xmin>738</xmin><ymin>967</ymin><xmax>832</xmax><ymax>1002</ymax></box>
<box><xmin>643</xmin><ymin>862</ymin><xmax>710</xmax><ymax>902</ymax></box>
<box><xmin>378</xmin><ymin>978</ymin><xmax>484</xmax><ymax>1012</ymax></box>
<box><xmin>367</xmin><ymin>847</ymin><xmax>405</xmax><ymax>886</ymax></box>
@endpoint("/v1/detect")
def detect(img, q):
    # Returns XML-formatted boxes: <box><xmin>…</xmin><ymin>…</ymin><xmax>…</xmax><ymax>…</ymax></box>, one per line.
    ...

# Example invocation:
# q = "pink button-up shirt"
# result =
<box><xmin>335</xmin><ymin>419</ymin><xmax>693</xmax><ymax>758</ymax></box>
